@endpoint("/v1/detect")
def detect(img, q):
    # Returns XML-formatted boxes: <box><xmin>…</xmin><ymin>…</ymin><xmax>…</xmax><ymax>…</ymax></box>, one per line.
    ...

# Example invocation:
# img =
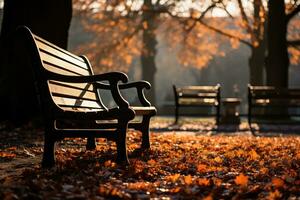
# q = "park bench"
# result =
<box><xmin>15</xmin><ymin>26</ymin><xmax>156</xmax><ymax>168</ymax></box>
<box><xmin>173</xmin><ymin>85</ymin><xmax>221</xmax><ymax>124</ymax></box>
<box><xmin>248</xmin><ymin>84</ymin><xmax>300</xmax><ymax>126</ymax></box>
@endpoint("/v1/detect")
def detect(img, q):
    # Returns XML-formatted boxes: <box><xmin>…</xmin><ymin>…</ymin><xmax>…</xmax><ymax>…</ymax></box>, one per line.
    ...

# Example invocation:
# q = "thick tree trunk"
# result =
<box><xmin>141</xmin><ymin>0</ymin><xmax>157</xmax><ymax>106</ymax></box>
<box><xmin>0</xmin><ymin>0</ymin><xmax>72</xmax><ymax>122</ymax></box>
<box><xmin>249</xmin><ymin>0</ymin><xmax>266</xmax><ymax>86</ymax></box>
<box><xmin>266</xmin><ymin>0</ymin><xmax>289</xmax><ymax>87</ymax></box>
<box><xmin>249</xmin><ymin>44</ymin><xmax>265</xmax><ymax>85</ymax></box>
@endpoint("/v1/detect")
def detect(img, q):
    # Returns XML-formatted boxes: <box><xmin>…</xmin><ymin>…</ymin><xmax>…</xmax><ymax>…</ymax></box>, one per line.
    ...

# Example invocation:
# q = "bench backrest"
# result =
<box><xmin>16</xmin><ymin>26</ymin><xmax>105</xmax><ymax>113</ymax></box>
<box><xmin>173</xmin><ymin>85</ymin><xmax>220</xmax><ymax>98</ymax></box>
<box><xmin>248</xmin><ymin>85</ymin><xmax>300</xmax><ymax>99</ymax></box>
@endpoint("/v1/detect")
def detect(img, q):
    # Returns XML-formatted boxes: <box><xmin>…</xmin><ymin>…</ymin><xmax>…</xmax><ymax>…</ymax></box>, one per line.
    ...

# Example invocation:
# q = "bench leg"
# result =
<box><xmin>42</xmin><ymin>134</ymin><xmax>56</xmax><ymax>168</ymax></box>
<box><xmin>216</xmin><ymin>105</ymin><xmax>220</xmax><ymax>126</ymax></box>
<box><xmin>140</xmin><ymin>116</ymin><xmax>151</xmax><ymax>149</ymax></box>
<box><xmin>116</xmin><ymin>119</ymin><xmax>130</xmax><ymax>165</ymax></box>
<box><xmin>175</xmin><ymin>105</ymin><xmax>179</xmax><ymax>124</ymax></box>
<box><xmin>248</xmin><ymin>105</ymin><xmax>252</xmax><ymax>127</ymax></box>
<box><xmin>86</xmin><ymin>137</ymin><xmax>96</xmax><ymax>150</ymax></box>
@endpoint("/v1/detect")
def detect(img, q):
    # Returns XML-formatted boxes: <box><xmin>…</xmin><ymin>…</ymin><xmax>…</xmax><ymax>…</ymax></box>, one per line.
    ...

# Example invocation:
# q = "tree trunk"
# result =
<box><xmin>266</xmin><ymin>0</ymin><xmax>289</xmax><ymax>87</ymax></box>
<box><xmin>0</xmin><ymin>0</ymin><xmax>72</xmax><ymax>123</ymax></box>
<box><xmin>249</xmin><ymin>44</ymin><xmax>265</xmax><ymax>85</ymax></box>
<box><xmin>249</xmin><ymin>0</ymin><xmax>266</xmax><ymax>86</ymax></box>
<box><xmin>141</xmin><ymin>0</ymin><xmax>157</xmax><ymax>106</ymax></box>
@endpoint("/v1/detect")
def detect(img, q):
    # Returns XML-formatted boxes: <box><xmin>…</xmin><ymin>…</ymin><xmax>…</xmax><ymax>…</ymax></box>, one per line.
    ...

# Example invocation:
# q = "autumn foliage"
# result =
<box><xmin>1</xmin><ymin>123</ymin><xmax>300</xmax><ymax>199</ymax></box>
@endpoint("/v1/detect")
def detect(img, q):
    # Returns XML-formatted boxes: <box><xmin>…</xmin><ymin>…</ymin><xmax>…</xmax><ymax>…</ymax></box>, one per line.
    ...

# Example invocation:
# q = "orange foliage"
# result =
<box><xmin>1</xmin><ymin>128</ymin><xmax>300</xmax><ymax>199</ymax></box>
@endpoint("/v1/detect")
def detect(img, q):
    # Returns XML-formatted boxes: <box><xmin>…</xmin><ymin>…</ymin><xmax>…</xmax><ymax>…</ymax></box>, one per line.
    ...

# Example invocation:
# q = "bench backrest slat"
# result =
<box><xmin>52</xmin><ymin>96</ymin><xmax>102</xmax><ymax>110</ymax></box>
<box><xmin>17</xmin><ymin>27</ymin><xmax>106</xmax><ymax>111</ymax></box>
<box><xmin>39</xmin><ymin>51</ymin><xmax>90</xmax><ymax>75</ymax></box>
<box><xmin>34</xmin><ymin>36</ymin><xmax>87</xmax><ymax>68</ymax></box>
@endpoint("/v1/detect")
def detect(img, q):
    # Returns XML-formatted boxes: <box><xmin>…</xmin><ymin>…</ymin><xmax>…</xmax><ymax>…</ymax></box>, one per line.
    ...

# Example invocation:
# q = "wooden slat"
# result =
<box><xmin>52</xmin><ymin>96</ymin><xmax>101</xmax><ymax>109</ymax></box>
<box><xmin>131</xmin><ymin>106</ymin><xmax>157</xmax><ymax>115</ymax></box>
<box><xmin>180</xmin><ymin>86</ymin><xmax>218</xmax><ymax>91</ymax></box>
<box><xmin>59</xmin><ymin>107</ymin><xmax>104</xmax><ymax>112</ymax></box>
<box><xmin>36</xmin><ymin>41</ymin><xmax>89</xmax><ymax>70</ymax></box>
<box><xmin>40</xmin><ymin>51</ymin><xmax>90</xmax><ymax>75</ymax></box>
<box><xmin>34</xmin><ymin>35</ymin><xmax>86</xmax><ymax>64</ymax></box>
<box><xmin>179</xmin><ymin>98</ymin><xmax>217</xmax><ymax>106</ymax></box>
<box><xmin>252</xmin><ymin>99</ymin><xmax>300</xmax><ymax>106</ymax></box>
<box><xmin>49</xmin><ymin>83</ymin><xmax>97</xmax><ymax>101</ymax></box>
<box><xmin>179</xmin><ymin>93</ymin><xmax>217</xmax><ymax>98</ymax></box>
<box><xmin>252</xmin><ymin>94</ymin><xmax>300</xmax><ymax>99</ymax></box>
<box><xmin>44</xmin><ymin>63</ymin><xmax>81</xmax><ymax>76</ymax></box>
<box><xmin>49</xmin><ymin>81</ymin><xmax>95</xmax><ymax>92</ymax></box>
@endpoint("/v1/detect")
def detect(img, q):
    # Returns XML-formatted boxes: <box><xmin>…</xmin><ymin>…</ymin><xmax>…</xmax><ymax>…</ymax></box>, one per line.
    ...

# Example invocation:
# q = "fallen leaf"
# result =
<box><xmin>272</xmin><ymin>178</ymin><xmax>284</xmax><ymax>188</ymax></box>
<box><xmin>184</xmin><ymin>175</ymin><xmax>193</xmax><ymax>185</ymax></box>
<box><xmin>197</xmin><ymin>178</ymin><xmax>210</xmax><ymax>186</ymax></box>
<box><xmin>235</xmin><ymin>173</ymin><xmax>248</xmax><ymax>186</ymax></box>
<box><xmin>267</xmin><ymin>190</ymin><xmax>282</xmax><ymax>200</ymax></box>
<box><xmin>166</xmin><ymin>174</ymin><xmax>180</xmax><ymax>183</ymax></box>
<box><xmin>197</xmin><ymin>164</ymin><xmax>207</xmax><ymax>172</ymax></box>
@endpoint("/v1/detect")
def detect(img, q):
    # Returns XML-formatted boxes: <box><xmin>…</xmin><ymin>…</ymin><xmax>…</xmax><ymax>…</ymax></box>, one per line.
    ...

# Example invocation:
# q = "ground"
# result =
<box><xmin>1</xmin><ymin>117</ymin><xmax>300</xmax><ymax>199</ymax></box>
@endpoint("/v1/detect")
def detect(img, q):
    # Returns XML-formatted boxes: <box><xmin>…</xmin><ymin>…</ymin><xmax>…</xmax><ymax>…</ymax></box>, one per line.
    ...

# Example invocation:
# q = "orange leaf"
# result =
<box><xmin>235</xmin><ymin>173</ymin><xmax>248</xmax><ymax>186</ymax></box>
<box><xmin>0</xmin><ymin>152</ymin><xmax>16</xmax><ymax>158</ymax></box>
<box><xmin>166</xmin><ymin>174</ymin><xmax>180</xmax><ymax>183</ymax></box>
<box><xmin>104</xmin><ymin>160</ymin><xmax>115</xmax><ymax>167</ymax></box>
<box><xmin>197</xmin><ymin>164</ymin><xmax>207</xmax><ymax>172</ymax></box>
<box><xmin>267</xmin><ymin>190</ymin><xmax>282</xmax><ymax>200</ymax></box>
<box><xmin>203</xmin><ymin>194</ymin><xmax>213</xmax><ymax>200</ymax></box>
<box><xmin>184</xmin><ymin>175</ymin><xmax>193</xmax><ymax>185</ymax></box>
<box><xmin>272</xmin><ymin>178</ymin><xmax>284</xmax><ymax>188</ymax></box>
<box><xmin>214</xmin><ymin>156</ymin><xmax>222</xmax><ymax>163</ymax></box>
<box><xmin>249</xmin><ymin>149</ymin><xmax>260</xmax><ymax>160</ymax></box>
<box><xmin>197</xmin><ymin>178</ymin><xmax>210</xmax><ymax>186</ymax></box>
<box><xmin>147</xmin><ymin>159</ymin><xmax>156</xmax><ymax>165</ymax></box>
<box><xmin>213</xmin><ymin>178</ymin><xmax>222</xmax><ymax>186</ymax></box>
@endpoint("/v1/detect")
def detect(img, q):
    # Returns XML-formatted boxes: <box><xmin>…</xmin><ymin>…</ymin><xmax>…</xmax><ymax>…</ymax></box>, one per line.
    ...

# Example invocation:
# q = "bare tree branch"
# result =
<box><xmin>165</xmin><ymin>9</ymin><xmax>252</xmax><ymax>47</ymax></box>
<box><xmin>237</xmin><ymin>0</ymin><xmax>254</xmax><ymax>40</ymax></box>
<box><xmin>199</xmin><ymin>20</ymin><xmax>253</xmax><ymax>47</ymax></box>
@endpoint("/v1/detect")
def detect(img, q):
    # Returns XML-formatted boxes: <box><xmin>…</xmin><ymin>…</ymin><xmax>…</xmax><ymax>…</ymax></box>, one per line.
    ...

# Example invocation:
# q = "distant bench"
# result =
<box><xmin>16</xmin><ymin>26</ymin><xmax>156</xmax><ymax>168</ymax></box>
<box><xmin>173</xmin><ymin>85</ymin><xmax>221</xmax><ymax>124</ymax></box>
<box><xmin>248</xmin><ymin>84</ymin><xmax>300</xmax><ymax>125</ymax></box>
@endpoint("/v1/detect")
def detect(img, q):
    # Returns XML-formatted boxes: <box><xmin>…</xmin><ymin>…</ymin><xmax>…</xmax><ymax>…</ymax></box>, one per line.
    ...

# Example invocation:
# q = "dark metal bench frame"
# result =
<box><xmin>173</xmin><ymin>84</ymin><xmax>221</xmax><ymax>125</ymax></box>
<box><xmin>15</xmin><ymin>26</ymin><xmax>156</xmax><ymax>168</ymax></box>
<box><xmin>248</xmin><ymin>84</ymin><xmax>300</xmax><ymax>126</ymax></box>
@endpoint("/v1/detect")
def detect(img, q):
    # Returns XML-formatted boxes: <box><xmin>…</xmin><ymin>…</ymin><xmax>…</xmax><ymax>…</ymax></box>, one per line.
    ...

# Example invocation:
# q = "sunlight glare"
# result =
<box><xmin>210</xmin><ymin>2</ymin><xmax>238</xmax><ymax>17</ymax></box>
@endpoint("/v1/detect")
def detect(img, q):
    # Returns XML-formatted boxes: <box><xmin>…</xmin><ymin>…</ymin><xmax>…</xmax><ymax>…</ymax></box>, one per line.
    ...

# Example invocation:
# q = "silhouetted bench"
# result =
<box><xmin>248</xmin><ymin>84</ymin><xmax>300</xmax><ymax>125</ymax></box>
<box><xmin>16</xmin><ymin>26</ymin><xmax>156</xmax><ymax>168</ymax></box>
<box><xmin>173</xmin><ymin>85</ymin><xmax>221</xmax><ymax>124</ymax></box>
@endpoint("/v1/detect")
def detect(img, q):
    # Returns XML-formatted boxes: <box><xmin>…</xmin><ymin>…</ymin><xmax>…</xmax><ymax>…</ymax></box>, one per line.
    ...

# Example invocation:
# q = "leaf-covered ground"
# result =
<box><xmin>1</xmin><ymin>118</ymin><xmax>300</xmax><ymax>199</ymax></box>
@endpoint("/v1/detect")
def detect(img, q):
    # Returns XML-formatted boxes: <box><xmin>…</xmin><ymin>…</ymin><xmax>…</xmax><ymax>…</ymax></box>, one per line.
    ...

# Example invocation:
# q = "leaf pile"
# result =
<box><xmin>1</xmin><ymin>129</ymin><xmax>300</xmax><ymax>199</ymax></box>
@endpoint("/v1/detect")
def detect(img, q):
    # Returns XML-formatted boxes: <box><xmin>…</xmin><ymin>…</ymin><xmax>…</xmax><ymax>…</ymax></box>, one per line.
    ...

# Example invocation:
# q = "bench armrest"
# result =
<box><xmin>96</xmin><ymin>80</ymin><xmax>152</xmax><ymax>106</ymax></box>
<box><xmin>45</xmin><ymin>71</ymin><xmax>130</xmax><ymax>108</ymax></box>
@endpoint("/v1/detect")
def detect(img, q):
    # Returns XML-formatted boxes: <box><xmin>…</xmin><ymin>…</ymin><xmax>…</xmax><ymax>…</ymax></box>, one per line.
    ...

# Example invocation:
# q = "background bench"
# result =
<box><xmin>173</xmin><ymin>85</ymin><xmax>221</xmax><ymax>124</ymax></box>
<box><xmin>248</xmin><ymin>84</ymin><xmax>300</xmax><ymax>125</ymax></box>
<box><xmin>16</xmin><ymin>26</ymin><xmax>156</xmax><ymax>168</ymax></box>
